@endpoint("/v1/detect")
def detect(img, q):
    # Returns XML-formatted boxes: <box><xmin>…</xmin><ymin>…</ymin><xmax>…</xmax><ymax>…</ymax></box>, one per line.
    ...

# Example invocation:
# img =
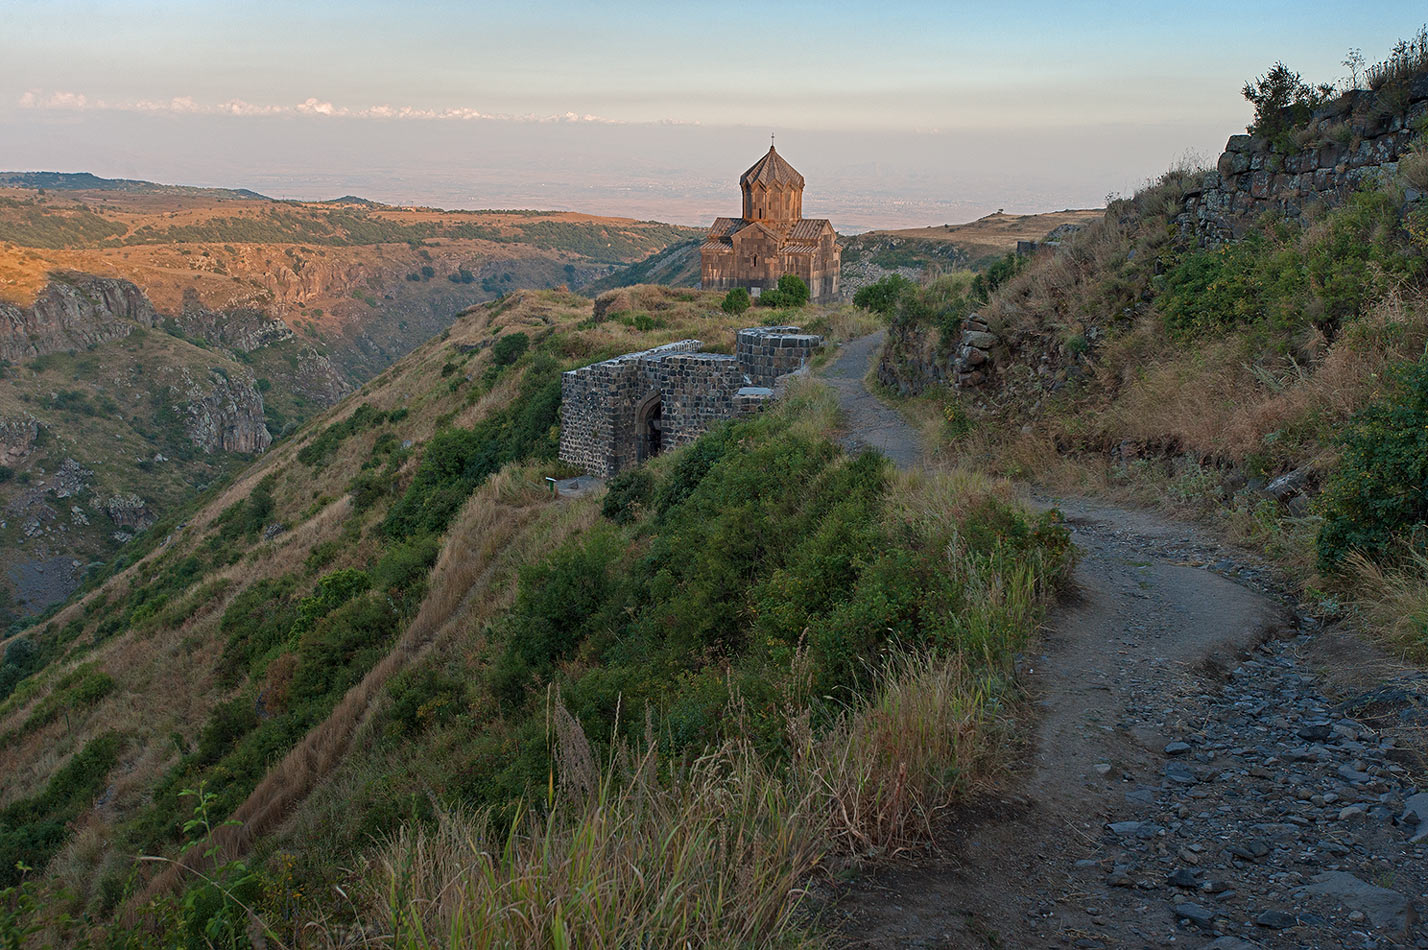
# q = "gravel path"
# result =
<box><xmin>819</xmin><ymin>330</ymin><xmax>922</xmax><ymax>470</ymax></box>
<box><xmin>819</xmin><ymin>336</ymin><xmax>1428</xmax><ymax>949</ymax></box>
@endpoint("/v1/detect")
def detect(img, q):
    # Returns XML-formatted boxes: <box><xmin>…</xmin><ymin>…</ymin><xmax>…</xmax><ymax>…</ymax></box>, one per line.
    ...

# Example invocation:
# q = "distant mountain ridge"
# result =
<box><xmin>0</xmin><ymin>171</ymin><xmax>269</xmax><ymax>200</ymax></box>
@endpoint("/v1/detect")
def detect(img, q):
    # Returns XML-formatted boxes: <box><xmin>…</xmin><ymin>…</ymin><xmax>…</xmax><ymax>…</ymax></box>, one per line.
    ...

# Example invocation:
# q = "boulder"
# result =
<box><xmin>1303</xmin><ymin>871</ymin><xmax>1418</xmax><ymax>937</ymax></box>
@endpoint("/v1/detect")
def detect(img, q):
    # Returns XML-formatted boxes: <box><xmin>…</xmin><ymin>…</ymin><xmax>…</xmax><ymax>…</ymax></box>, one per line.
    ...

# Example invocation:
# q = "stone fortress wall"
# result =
<box><xmin>559</xmin><ymin>327</ymin><xmax>821</xmax><ymax>477</ymax></box>
<box><xmin>1178</xmin><ymin>73</ymin><xmax>1428</xmax><ymax>245</ymax></box>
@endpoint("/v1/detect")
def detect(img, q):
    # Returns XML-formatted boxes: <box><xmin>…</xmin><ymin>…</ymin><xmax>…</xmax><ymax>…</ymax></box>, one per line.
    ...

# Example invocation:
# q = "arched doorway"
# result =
<box><xmin>635</xmin><ymin>394</ymin><xmax>662</xmax><ymax>463</ymax></box>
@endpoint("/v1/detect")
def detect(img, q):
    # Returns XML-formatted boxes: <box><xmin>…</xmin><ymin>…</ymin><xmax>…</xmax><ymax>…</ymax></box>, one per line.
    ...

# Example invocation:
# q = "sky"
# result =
<box><xmin>2</xmin><ymin>1</ymin><xmax>1424</xmax><ymax>229</ymax></box>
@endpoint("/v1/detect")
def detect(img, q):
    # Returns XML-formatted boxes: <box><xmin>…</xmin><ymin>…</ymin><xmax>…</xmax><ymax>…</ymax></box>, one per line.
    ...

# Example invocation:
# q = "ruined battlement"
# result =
<box><xmin>559</xmin><ymin>327</ymin><xmax>821</xmax><ymax>477</ymax></box>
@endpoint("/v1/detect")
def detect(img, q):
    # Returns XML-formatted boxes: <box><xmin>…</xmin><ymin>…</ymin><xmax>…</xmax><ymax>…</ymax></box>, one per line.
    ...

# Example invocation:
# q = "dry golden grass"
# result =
<box><xmin>1090</xmin><ymin>289</ymin><xmax>1428</xmax><ymax>465</ymax></box>
<box><xmin>1349</xmin><ymin>550</ymin><xmax>1428</xmax><ymax>663</ymax></box>
<box><xmin>354</xmin><ymin>649</ymin><xmax>1017</xmax><ymax>949</ymax></box>
<box><xmin>871</xmin><ymin>209</ymin><xmax>1105</xmax><ymax>256</ymax></box>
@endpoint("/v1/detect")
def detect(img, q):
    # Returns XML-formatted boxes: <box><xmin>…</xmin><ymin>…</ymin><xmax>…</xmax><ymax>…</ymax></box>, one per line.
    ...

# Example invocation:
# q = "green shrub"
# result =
<box><xmin>491</xmin><ymin>332</ymin><xmax>530</xmax><ymax>366</ymax></box>
<box><xmin>475</xmin><ymin>407</ymin><xmax>1070</xmax><ymax>803</ymax></box>
<box><xmin>1317</xmin><ymin>356</ymin><xmax>1428</xmax><ymax>568</ymax></box>
<box><xmin>381</xmin><ymin>368</ymin><xmax>560</xmax><ymax>541</ymax></box>
<box><xmin>601</xmin><ymin>468</ymin><xmax>654</xmax><ymax>524</ymax></box>
<box><xmin>296</xmin><ymin>403</ymin><xmax>389</xmax><ymax>468</ymax></box>
<box><xmin>853</xmin><ymin>275</ymin><xmax>915</xmax><ymax>316</ymax></box>
<box><xmin>383</xmin><ymin>665</ymin><xmax>465</xmax><ymax>739</ymax></box>
<box><xmin>720</xmin><ymin>288</ymin><xmax>751</xmax><ymax>315</ymax></box>
<box><xmin>1162</xmin><ymin>190</ymin><xmax>1424</xmax><ymax>340</ymax></box>
<box><xmin>0</xmin><ymin>732</ymin><xmax>122</xmax><ymax>887</ymax></box>
<box><xmin>213</xmin><ymin>476</ymin><xmax>276</xmax><ymax>542</ymax></box>
<box><xmin>758</xmin><ymin>274</ymin><xmax>810</xmax><ymax>309</ymax></box>
<box><xmin>217</xmin><ymin>576</ymin><xmax>299</xmax><ymax>682</ymax></box>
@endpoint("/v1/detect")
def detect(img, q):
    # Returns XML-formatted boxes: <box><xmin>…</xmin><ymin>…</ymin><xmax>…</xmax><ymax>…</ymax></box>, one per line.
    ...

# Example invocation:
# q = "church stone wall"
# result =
<box><xmin>559</xmin><ymin>327</ymin><xmax>823</xmax><ymax>478</ymax></box>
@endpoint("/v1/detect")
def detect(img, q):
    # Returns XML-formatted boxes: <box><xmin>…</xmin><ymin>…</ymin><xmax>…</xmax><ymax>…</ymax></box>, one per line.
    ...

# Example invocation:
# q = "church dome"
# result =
<box><xmin>740</xmin><ymin>145</ymin><xmax>805</xmax><ymax>189</ymax></box>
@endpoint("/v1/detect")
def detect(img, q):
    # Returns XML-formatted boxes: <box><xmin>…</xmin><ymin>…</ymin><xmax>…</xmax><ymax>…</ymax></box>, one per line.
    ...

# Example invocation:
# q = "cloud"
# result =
<box><xmin>14</xmin><ymin>89</ymin><xmax>693</xmax><ymax>126</ymax></box>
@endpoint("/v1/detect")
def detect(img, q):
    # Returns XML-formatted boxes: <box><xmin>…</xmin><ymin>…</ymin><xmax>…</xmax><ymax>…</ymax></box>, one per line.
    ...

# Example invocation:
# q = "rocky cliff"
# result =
<box><xmin>167</xmin><ymin>367</ymin><xmax>272</xmax><ymax>454</ymax></box>
<box><xmin>0</xmin><ymin>273</ymin><xmax>157</xmax><ymax>361</ymax></box>
<box><xmin>176</xmin><ymin>288</ymin><xmax>295</xmax><ymax>352</ymax></box>
<box><xmin>1179</xmin><ymin>73</ymin><xmax>1428</xmax><ymax>245</ymax></box>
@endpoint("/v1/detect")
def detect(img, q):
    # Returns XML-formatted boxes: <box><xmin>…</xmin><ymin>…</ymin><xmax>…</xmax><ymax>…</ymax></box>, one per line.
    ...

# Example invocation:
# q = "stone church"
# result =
<box><xmin>701</xmin><ymin>145</ymin><xmax>841</xmax><ymax>302</ymax></box>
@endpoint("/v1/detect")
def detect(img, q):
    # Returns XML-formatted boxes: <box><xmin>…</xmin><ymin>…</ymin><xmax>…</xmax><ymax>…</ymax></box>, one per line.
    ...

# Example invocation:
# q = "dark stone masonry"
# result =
<box><xmin>1178</xmin><ymin>73</ymin><xmax>1428</xmax><ymax>246</ymax></box>
<box><xmin>559</xmin><ymin>326</ymin><xmax>821</xmax><ymax>477</ymax></box>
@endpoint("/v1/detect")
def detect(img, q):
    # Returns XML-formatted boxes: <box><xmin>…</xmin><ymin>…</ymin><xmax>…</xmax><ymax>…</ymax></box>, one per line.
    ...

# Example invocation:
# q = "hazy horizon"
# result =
<box><xmin>5</xmin><ymin>1</ymin><xmax>1425</xmax><ymax>230</ymax></box>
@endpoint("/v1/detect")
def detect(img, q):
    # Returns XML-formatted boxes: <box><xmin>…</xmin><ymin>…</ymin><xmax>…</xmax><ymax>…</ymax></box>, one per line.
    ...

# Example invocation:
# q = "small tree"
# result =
<box><xmin>720</xmin><ymin>287</ymin><xmax>751</xmax><ymax>315</ymax></box>
<box><xmin>1242</xmin><ymin>61</ymin><xmax>1334</xmax><ymax>143</ymax></box>
<box><xmin>776</xmin><ymin>274</ymin><xmax>809</xmax><ymax>307</ymax></box>
<box><xmin>853</xmin><ymin>274</ymin><xmax>915</xmax><ymax>316</ymax></box>
<box><xmin>758</xmin><ymin>274</ymin><xmax>810</xmax><ymax>309</ymax></box>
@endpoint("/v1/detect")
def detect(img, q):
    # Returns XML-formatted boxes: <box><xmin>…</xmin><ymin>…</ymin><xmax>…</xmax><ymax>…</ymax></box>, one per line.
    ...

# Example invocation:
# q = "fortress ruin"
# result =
<box><xmin>559</xmin><ymin>326</ymin><xmax>821</xmax><ymax>477</ymax></box>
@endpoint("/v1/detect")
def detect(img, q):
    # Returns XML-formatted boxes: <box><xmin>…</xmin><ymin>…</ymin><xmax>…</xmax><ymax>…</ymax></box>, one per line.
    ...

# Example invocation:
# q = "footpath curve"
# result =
<box><xmin>817</xmin><ymin>334</ymin><xmax>1428</xmax><ymax>950</ymax></box>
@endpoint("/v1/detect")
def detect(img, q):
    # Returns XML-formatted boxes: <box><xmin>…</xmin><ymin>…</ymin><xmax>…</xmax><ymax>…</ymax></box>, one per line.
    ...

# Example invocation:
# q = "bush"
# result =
<box><xmin>490</xmin><ymin>332</ymin><xmax>530</xmax><ymax>366</ymax></box>
<box><xmin>601</xmin><ymin>468</ymin><xmax>654</xmax><ymax>524</ymax></box>
<box><xmin>1317</xmin><ymin>356</ymin><xmax>1428</xmax><ymax>568</ymax></box>
<box><xmin>853</xmin><ymin>275</ymin><xmax>915</xmax><ymax>316</ymax></box>
<box><xmin>1162</xmin><ymin>189</ymin><xmax>1423</xmax><ymax>340</ymax></box>
<box><xmin>720</xmin><ymin>288</ymin><xmax>751</xmax><ymax>315</ymax></box>
<box><xmin>0</xmin><ymin>733</ymin><xmax>122</xmax><ymax>887</ymax></box>
<box><xmin>1241</xmin><ymin>61</ymin><xmax>1334</xmax><ymax>144</ymax></box>
<box><xmin>758</xmin><ymin>274</ymin><xmax>810</xmax><ymax>309</ymax></box>
<box><xmin>381</xmin><ymin>368</ymin><xmax>561</xmax><ymax>541</ymax></box>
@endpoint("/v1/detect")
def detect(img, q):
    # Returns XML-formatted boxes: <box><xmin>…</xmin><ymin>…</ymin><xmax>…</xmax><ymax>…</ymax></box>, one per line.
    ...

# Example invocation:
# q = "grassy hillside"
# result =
<box><xmin>0</xmin><ymin>176</ymin><xmax>699</xmax><ymax>623</ymax></box>
<box><xmin>0</xmin><ymin>282</ymin><xmax>1071</xmax><ymax>946</ymax></box>
<box><xmin>840</xmin><ymin>209</ymin><xmax>1101</xmax><ymax>300</ymax></box>
<box><xmin>583</xmin><ymin>236</ymin><xmax>702</xmax><ymax>294</ymax></box>
<box><xmin>866</xmin><ymin>68</ymin><xmax>1428</xmax><ymax>658</ymax></box>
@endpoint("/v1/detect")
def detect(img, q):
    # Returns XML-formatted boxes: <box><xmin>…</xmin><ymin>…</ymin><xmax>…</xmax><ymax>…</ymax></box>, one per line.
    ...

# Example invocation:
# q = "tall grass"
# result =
<box><xmin>1350</xmin><ymin>548</ymin><xmax>1428</xmax><ymax>662</ymax></box>
<box><xmin>367</xmin><ymin>650</ymin><xmax>1011</xmax><ymax>949</ymax></box>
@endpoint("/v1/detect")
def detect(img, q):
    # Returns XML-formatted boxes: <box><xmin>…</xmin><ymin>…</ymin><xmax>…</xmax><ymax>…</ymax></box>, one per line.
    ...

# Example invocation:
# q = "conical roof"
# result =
<box><xmin>740</xmin><ymin>145</ymin><xmax>805</xmax><ymax>189</ymax></box>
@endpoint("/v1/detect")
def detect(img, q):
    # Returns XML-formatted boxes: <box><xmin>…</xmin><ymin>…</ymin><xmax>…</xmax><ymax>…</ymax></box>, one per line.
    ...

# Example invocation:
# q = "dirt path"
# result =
<box><xmin>821</xmin><ymin>330</ymin><xmax>922</xmax><ymax>470</ymax></box>
<box><xmin>817</xmin><ymin>336</ymin><xmax>1428</xmax><ymax>949</ymax></box>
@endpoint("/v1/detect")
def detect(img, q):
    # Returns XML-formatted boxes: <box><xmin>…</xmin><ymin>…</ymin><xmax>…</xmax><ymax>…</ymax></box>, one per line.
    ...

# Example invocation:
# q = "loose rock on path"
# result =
<box><xmin>817</xmin><ymin>335</ymin><xmax>1428</xmax><ymax>949</ymax></box>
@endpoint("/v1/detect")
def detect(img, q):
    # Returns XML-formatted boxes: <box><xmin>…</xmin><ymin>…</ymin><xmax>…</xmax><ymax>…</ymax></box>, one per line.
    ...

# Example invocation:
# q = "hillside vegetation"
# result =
<box><xmin>0</xmin><ymin>176</ymin><xmax>698</xmax><ymax>624</ymax></box>
<box><xmin>869</xmin><ymin>49</ymin><xmax>1428</xmax><ymax>658</ymax></box>
<box><xmin>0</xmin><ymin>282</ymin><xmax>1071</xmax><ymax>946</ymax></box>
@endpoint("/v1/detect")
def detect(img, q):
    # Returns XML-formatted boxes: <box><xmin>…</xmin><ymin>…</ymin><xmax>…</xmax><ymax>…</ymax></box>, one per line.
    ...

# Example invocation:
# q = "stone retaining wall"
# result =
<box><xmin>1178</xmin><ymin>73</ymin><xmax>1428</xmax><ymax>245</ymax></box>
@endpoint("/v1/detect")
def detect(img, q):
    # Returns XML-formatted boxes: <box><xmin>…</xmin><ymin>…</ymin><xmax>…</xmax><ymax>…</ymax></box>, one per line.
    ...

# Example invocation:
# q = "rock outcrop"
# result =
<box><xmin>0</xmin><ymin>273</ymin><xmax>157</xmax><ymax>361</ymax></box>
<box><xmin>287</xmin><ymin>346</ymin><xmax>354</xmax><ymax>407</ymax></box>
<box><xmin>104</xmin><ymin>493</ymin><xmax>155</xmax><ymax>531</ymax></box>
<box><xmin>952</xmin><ymin>315</ymin><xmax>999</xmax><ymax>390</ymax></box>
<box><xmin>1179</xmin><ymin>73</ymin><xmax>1428</xmax><ymax>245</ymax></box>
<box><xmin>168</xmin><ymin>367</ymin><xmax>272</xmax><ymax>454</ymax></box>
<box><xmin>0</xmin><ymin>415</ymin><xmax>38</xmax><ymax>466</ymax></box>
<box><xmin>176</xmin><ymin>288</ymin><xmax>294</xmax><ymax>352</ymax></box>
